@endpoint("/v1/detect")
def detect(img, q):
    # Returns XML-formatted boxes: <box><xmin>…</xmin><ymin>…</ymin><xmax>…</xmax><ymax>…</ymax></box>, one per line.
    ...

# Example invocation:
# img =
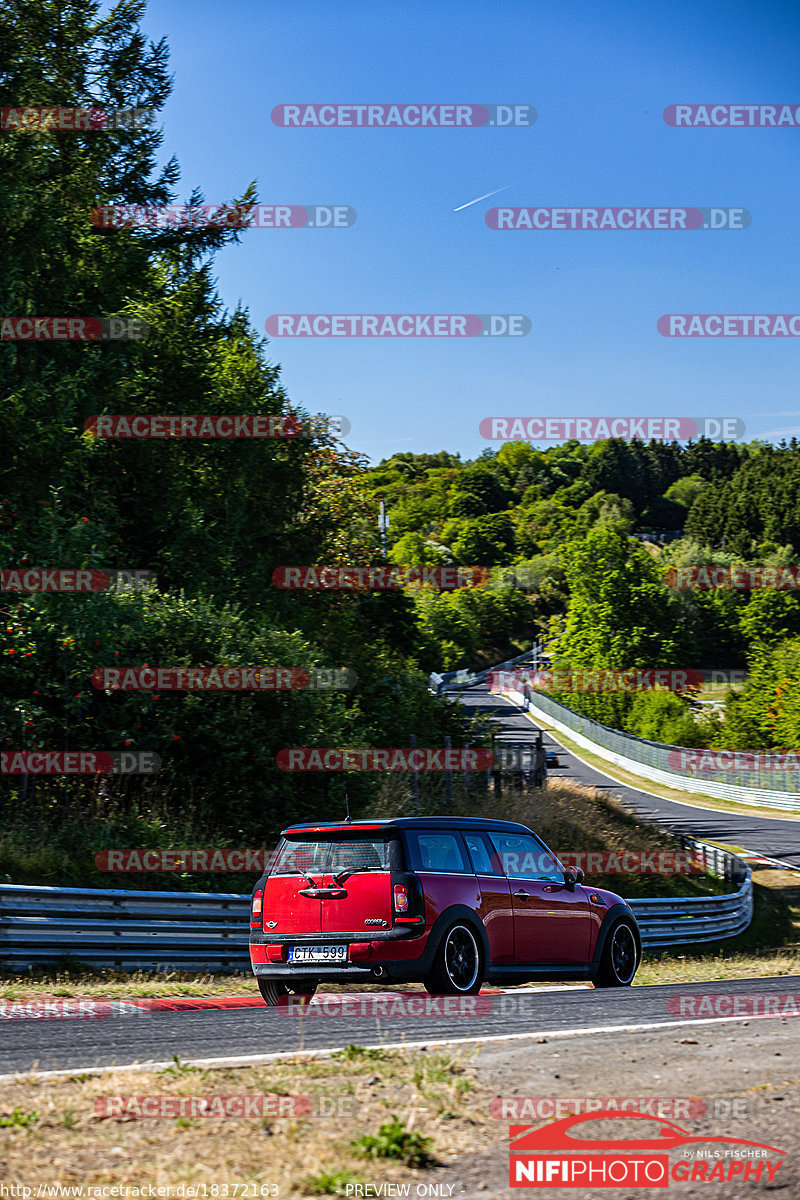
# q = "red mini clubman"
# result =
<box><xmin>249</xmin><ymin>816</ymin><xmax>641</xmax><ymax>1003</ymax></box>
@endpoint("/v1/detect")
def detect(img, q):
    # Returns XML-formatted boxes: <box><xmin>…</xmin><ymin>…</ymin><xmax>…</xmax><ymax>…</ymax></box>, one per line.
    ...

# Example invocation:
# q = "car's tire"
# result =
<box><xmin>424</xmin><ymin>922</ymin><xmax>484</xmax><ymax>995</ymax></box>
<box><xmin>593</xmin><ymin>920</ymin><xmax>639</xmax><ymax>988</ymax></box>
<box><xmin>257</xmin><ymin>978</ymin><xmax>318</xmax><ymax>1007</ymax></box>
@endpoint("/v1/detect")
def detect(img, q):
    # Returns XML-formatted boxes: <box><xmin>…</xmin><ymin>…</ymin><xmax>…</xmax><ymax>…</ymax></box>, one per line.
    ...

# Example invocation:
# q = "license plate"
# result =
<box><xmin>288</xmin><ymin>944</ymin><xmax>348</xmax><ymax>963</ymax></box>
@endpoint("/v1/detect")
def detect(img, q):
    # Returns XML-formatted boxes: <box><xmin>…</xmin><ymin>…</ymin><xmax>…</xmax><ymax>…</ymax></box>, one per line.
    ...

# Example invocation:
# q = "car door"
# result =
<box><xmin>488</xmin><ymin>832</ymin><xmax>592</xmax><ymax>964</ymax></box>
<box><xmin>461</xmin><ymin>830</ymin><xmax>514</xmax><ymax>963</ymax></box>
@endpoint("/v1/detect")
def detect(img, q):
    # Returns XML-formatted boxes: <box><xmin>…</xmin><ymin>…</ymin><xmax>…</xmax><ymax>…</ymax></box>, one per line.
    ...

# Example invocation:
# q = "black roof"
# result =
<box><xmin>280</xmin><ymin>816</ymin><xmax>532</xmax><ymax>835</ymax></box>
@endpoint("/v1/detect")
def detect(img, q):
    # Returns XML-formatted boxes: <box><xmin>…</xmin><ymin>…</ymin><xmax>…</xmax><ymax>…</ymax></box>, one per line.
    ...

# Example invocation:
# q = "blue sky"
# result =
<box><xmin>140</xmin><ymin>0</ymin><xmax>800</xmax><ymax>464</ymax></box>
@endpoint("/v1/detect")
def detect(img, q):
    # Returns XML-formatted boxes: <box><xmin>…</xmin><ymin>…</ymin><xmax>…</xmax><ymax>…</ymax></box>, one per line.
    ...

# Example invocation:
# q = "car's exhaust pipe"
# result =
<box><xmin>372</xmin><ymin>966</ymin><xmax>386</xmax><ymax>979</ymax></box>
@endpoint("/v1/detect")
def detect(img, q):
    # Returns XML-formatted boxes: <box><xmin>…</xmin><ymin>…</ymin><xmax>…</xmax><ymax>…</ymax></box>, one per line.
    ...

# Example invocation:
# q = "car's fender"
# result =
<box><xmin>422</xmin><ymin>905</ymin><xmax>492</xmax><ymax>971</ymax></box>
<box><xmin>590</xmin><ymin>903</ymin><xmax>642</xmax><ymax>972</ymax></box>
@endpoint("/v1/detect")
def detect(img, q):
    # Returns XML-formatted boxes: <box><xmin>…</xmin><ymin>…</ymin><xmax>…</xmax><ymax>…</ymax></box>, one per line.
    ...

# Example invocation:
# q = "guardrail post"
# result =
<box><xmin>409</xmin><ymin>734</ymin><xmax>419</xmax><ymax>813</ymax></box>
<box><xmin>444</xmin><ymin>735</ymin><xmax>453</xmax><ymax>810</ymax></box>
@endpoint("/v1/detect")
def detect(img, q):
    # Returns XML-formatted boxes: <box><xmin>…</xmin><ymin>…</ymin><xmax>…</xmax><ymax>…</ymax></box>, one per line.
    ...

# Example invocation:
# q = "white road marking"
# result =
<box><xmin>1</xmin><ymin>1009</ymin><xmax>795</xmax><ymax>1084</ymax></box>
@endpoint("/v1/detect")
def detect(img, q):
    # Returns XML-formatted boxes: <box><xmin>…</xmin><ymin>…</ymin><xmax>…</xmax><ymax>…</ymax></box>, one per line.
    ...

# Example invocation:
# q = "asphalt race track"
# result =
<box><xmin>456</xmin><ymin>685</ymin><xmax>800</xmax><ymax>865</ymax></box>
<box><xmin>2</xmin><ymin>976</ymin><xmax>799</xmax><ymax>1078</ymax></box>
<box><xmin>4</xmin><ymin>682</ymin><xmax>799</xmax><ymax>1083</ymax></box>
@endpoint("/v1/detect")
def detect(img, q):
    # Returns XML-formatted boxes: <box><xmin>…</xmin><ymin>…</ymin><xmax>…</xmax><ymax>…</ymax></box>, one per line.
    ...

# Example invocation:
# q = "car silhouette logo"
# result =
<box><xmin>510</xmin><ymin>1110</ymin><xmax>785</xmax><ymax>1155</ymax></box>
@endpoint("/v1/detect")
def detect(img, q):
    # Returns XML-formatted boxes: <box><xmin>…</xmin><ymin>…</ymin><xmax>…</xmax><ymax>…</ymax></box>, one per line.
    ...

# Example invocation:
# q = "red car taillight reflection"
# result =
<box><xmin>393</xmin><ymin>884</ymin><xmax>409</xmax><ymax>912</ymax></box>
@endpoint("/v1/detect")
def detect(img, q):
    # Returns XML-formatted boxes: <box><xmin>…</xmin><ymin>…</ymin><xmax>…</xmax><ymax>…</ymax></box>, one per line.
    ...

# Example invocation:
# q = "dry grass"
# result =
<box><xmin>0</xmin><ymin>969</ymin><xmax>258</xmax><ymax>1001</ymax></box>
<box><xmin>370</xmin><ymin>775</ymin><xmax>729</xmax><ymax>897</ymax></box>
<box><xmin>635</xmin><ymin>947</ymin><xmax>800</xmax><ymax>986</ymax></box>
<box><xmin>0</xmin><ymin>973</ymin><xmax>432</xmax><ymax>1001</ymax></box>
<box><xmin>0</xmin><ymin>1046</ymin><xmax>489</xmax><ymax>1194</ymax></box>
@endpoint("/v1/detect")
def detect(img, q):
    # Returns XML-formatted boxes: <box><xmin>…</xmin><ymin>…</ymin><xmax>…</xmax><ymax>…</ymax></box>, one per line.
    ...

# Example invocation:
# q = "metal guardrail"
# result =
<box><xmin>0</xmin><ymin>836</ymin><xmax>752</xmax><ymax>971</ymax></box>
<box><xmin>628</xmin><ymin>838</ymin><xmax>753</xmax><ymax>948</ymax></box>
<box><xmin>429</xmin><ymin>646</ymin><xmax>537</xmax><ymax>695</ymax></box>
<box><xmin>492</xmin><ymin>680</ymin><xmax>800</xmax><ymax>810</ymax></box>
<box><xmin>0</xmin><ymin>885</ymin><xmax>251</xmax><ymax>973</ymax></box>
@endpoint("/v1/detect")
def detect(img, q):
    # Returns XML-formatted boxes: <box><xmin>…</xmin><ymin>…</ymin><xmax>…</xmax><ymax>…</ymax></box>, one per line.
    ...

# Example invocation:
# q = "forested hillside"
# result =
<box><xmin>366</xmin><ymin>440</ymin><xmax>800</xmax><ymax>749</ymax></box>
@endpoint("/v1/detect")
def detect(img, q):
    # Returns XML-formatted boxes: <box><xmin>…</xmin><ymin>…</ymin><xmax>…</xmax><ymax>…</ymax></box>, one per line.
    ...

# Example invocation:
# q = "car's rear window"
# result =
<box><xmin>269</xmin><ymin>835</ymin><xmax>400</xmax><ymax>875</ymax></box>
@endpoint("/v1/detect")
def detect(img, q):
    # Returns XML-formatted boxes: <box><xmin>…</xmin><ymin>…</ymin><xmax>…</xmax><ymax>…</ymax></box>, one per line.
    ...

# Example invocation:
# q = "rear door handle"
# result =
<box><xmin>514</xmin><ymin>889</ymin><xmax>531</xmax><ymax>899</ymax></box>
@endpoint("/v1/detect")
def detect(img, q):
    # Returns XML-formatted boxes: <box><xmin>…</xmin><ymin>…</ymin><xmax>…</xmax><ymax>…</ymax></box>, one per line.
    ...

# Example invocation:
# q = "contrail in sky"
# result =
<box><xmin>453</xmin><ymin>185</ymin><xmax>512</xmax><ymax>212</ymax></box>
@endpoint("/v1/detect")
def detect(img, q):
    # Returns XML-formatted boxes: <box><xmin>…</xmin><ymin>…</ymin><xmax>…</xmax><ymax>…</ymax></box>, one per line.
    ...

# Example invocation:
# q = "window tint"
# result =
<box><xmin>489</xmin><ymin>833</ymin><xmax>564</xmax><ymax>882</ymax></box>
<box><xmin>463</xmin><ymin>831</ymin><xmax>500</xmax><ymax>875</ymax></box>
<box><xmin>410</xmin><ymin>832</ymin><xmax>467</xmax><ymax>873</ymax></box>
<box><xmin>270</xmin><ymin>837</ymin><xmax>393</xmax><ymax>875</ymax></box>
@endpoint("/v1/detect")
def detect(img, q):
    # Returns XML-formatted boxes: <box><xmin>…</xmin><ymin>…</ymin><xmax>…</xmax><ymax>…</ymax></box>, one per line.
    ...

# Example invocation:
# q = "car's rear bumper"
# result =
<box><xmin>250</xmin><ymin>928</ymin><xmax>431</xmax><ymax>982</ymax></box>
<box><xmin>252</xmin><ymin>961</ymin><xmax>422</xmax><ymax>983</ymax></box>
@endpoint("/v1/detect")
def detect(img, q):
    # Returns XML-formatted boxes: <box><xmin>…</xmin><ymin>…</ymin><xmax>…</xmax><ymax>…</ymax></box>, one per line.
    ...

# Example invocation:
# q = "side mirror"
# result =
<box><xmin>564</xmin><ymin>867</ymin><xmax>584</xmax><ymax>891</ymax></box>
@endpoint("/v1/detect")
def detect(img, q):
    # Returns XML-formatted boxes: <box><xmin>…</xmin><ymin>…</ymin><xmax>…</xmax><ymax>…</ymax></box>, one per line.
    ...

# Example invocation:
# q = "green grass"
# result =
<box><xmin>0</xmin><ymin>1108</ymin><xmax>39</xmax><ymax>1128</ymax></box>
<box><xmin>303</xmin><ymin>1171</ymin><xmax>366</xmax><ymax>1195</ymax></box>
<box><xmin>333</xmin><ymin>1044</ymin><xmax>390</xmax><ymax>1062</ymax></box>
<box><xmin>354</xmin><ymin>1117</ymin><xmax>438</xmax><ymax>1168</ymax></box>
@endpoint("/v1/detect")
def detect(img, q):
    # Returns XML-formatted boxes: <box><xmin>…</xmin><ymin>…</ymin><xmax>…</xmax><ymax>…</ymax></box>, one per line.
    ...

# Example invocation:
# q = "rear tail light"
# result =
<box><xmin>251</xmin><ymin>887</ymin><xmax>263</xmax><ymax>927</ymax></box>
<box><xmin>392</xmin><ymin>877</ymin><xmax>424</xmax><ymax>924</ymax></box>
